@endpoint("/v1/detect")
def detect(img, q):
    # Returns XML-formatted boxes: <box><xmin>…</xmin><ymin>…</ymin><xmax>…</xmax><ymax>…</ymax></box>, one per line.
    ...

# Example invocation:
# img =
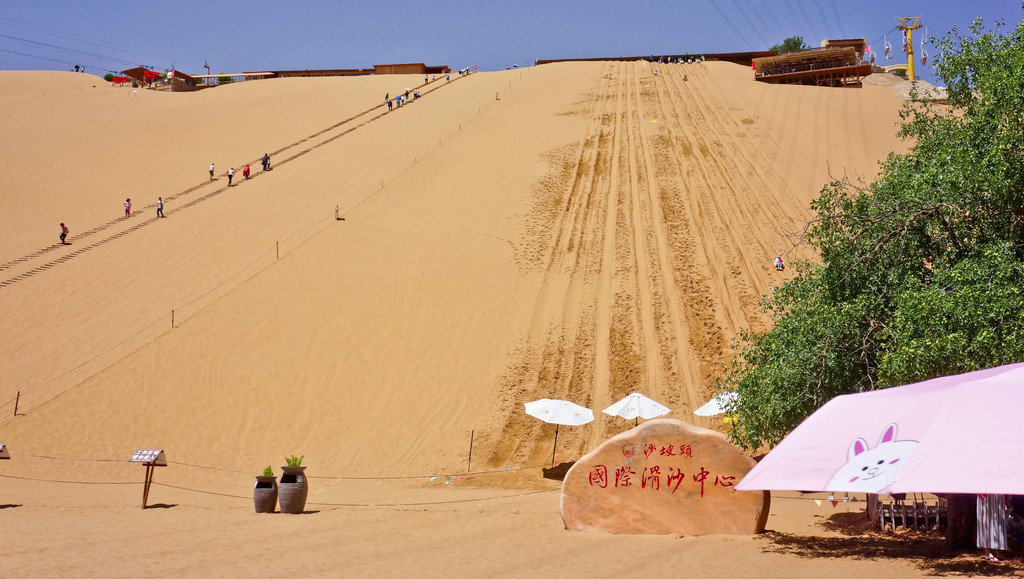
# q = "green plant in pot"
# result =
<box><xmin>278</xmin><ymin>455</ymin><xmax>308</xmax><ymax>514</ymax></box>
<box><xmin>253</xmin><ymin>465</ymin><xmax>278</xmax><ymax>513</ymax></box>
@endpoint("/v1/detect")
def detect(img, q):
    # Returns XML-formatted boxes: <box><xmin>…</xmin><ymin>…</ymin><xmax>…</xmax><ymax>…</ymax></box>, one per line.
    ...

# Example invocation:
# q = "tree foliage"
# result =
<box><xmin>771</xmin><ymin>36</ymin><xmax>809</xmax><ymax>54</ymax></box>
<box><xmin>722</xmin><ymin>15</ymin><xmax>1024</xmax><ymax>450</ymax></box>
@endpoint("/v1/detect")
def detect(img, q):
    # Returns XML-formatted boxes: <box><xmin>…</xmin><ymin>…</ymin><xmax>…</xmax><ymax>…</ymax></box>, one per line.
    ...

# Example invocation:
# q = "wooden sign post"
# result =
<box><xmin>129</xmin><ymin>449</ymin><xmax>167</xmax><ymax>509</ymax></box>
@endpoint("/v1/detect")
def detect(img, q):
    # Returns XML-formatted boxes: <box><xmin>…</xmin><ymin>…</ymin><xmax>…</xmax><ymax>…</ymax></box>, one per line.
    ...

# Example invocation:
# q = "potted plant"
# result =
<box><xmin>278</xmin><ymin>455</ymin><xmax>308</xmax><ymax>514</ymax></box>
<box><xmin>254</xmin><ymin>466</ymin><xmax>278</xmax><ymax>513</ymax></box>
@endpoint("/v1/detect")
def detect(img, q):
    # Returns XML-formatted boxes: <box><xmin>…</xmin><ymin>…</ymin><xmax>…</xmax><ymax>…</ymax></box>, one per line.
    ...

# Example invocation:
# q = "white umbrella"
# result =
<box><xmin>693</xmin><ymin>392</ymin><xmax>739</xmax><ymax>417</ymax></box>
<box><xmin>602</xmin><ymin>392</ymin><xmax>671</xmax><ymax>426</ymax></box>
<box><xmin>524</xmin><ymin>399</ymin><xmax>594</xmax><ymax>466</ymax></box>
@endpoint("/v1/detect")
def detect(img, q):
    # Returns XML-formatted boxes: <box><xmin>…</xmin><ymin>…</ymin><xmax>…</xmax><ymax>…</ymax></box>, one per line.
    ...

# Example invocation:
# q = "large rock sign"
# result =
<box><xmin>560</xmin><ymin>419</ymin><xmax>769</xmax><ymax>535</ymax></box>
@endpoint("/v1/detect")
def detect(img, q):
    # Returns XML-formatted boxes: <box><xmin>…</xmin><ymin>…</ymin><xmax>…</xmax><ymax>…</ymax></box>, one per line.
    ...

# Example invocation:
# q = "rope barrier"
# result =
<box><xmin>5</xmin><ymin>314</ymin><xmax>168</xmax><ymax>402</ymax></box>
<box><xmin>4</xmin><ymin>451</ymin><xmax>552</xmax><ymax>482</ymax></box>
<box><xmin>0</xmin><ymin>473</ymin><xmax>139</xmax><ymax>485</ymax></box>
<box><xmin>9</xmin><ymin>451</ymin><xmax>122</xmax><ymax>463</ymax></box>
<box><xmin>151</xmin><ymin>481</ymin><xmax>557</xmax><ymax>508</ymax></box>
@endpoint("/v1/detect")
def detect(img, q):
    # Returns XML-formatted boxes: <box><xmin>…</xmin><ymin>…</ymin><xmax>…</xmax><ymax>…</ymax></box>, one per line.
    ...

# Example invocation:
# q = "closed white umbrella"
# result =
<box><xmin>602</xmin><ymin>392</ymin><xmax>671</xmax><ymax>426</ymax></box>
<box><xmin>693</xmin><ymin>392</ymin><xmax>739</xmax><ymax>416</ymax></box>
<box><xmin>524</xmin><ymin>399</ymin><xmax>594</xmax><ymax>466</ymax></box>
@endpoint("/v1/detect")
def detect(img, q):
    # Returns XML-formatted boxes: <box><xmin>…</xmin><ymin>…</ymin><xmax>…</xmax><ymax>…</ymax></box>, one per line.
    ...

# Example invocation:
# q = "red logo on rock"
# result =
<box><xmin>622</xmin><ymin>444</ymin><xmax>637</xmax><ymax>458</ymax></box>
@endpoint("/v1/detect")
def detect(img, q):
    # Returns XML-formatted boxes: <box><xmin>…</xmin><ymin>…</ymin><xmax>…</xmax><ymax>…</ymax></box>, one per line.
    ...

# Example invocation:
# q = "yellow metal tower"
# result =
<box><xmin>897</xmin><ymin>16</ymin><xmax>923</xmax><ymax>81</ymax></box>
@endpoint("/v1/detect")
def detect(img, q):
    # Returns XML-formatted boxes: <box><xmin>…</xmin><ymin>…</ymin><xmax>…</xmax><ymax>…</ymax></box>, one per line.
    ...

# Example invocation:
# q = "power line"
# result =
<box><xmin>759</xmin><ymin>0</ymin><xmax>788</xmax><ymax>38</ymax></box>
<box><xmin>782</xmin><ymin>0</ymin><xmax>803</xmax><ymax>36</ymax></box>
<box><xmin>0</xmin><ymin>32</ymin><xmax>137</xmax><ymax>69</ymax></box>
<box><xmin>705</xmin><ymin>0</ymin><xmax>758</xmax><ymax>50</ymax></box>
<box><xmin>745</xmin><ymin>1</ymin><xmax>778</xmax><ymax>43</ymax></box>
<box><xmin>0</xmin><ymin>16</ymin><xmax>203</xmax><ymax>68</ymax></box>
<box><xmin>786</xmin><ymin>0</ymin><xmax>821</xmax><ymax>43</ymax></box>
<box><xmin>828</xmin><ymin>0</ymin><xmax>847</xmax><ymax>38</ymax></box>
<box><xmin>812</xmin><ymin>0</ymin><xmax>834</xmax><ymax>38</ymax></box>
<box><xmin>0</xmin><ymin>47</ymin><xmax>96</xmax><ymax>70</ymax></box>
<box><xmin>727</xmin><ymin>0</ymin><xmax>772</xmax><ymax>47</ymax></box>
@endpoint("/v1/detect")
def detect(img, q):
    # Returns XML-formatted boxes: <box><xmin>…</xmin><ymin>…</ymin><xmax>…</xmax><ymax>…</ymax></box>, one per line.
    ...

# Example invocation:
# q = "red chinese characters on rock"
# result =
<box><xmin>667</xmin><ymin>467</ymin><xmax>686</xmax><ymax>494</ymax></box>
<box><xmin>614</xmin><ymin>466</ymin><xmax>635</xmax><ymax>488</ymax></box>
<box><xmin>643</xmin><ymin>442</ymin><xmax>693</xmax><ymax>458</ymax></box>
<box><xmin>585</xmin><ymin>464</ymin><xmax>736</xmax><ymax>498</ymax></box>
<box><xmin>693</xmin><ymin>466</ymin><xmax>711</xmax><ymax>498</ymax></box>
<box><xmin>715</xmin><ymin>475</ymin><xmax>736</xmax><ymax>488</ymax></box>
<box><xmin>641</xmin><ymin>466</ymin><xmax>661</xmax><ymax>491</ymax></box>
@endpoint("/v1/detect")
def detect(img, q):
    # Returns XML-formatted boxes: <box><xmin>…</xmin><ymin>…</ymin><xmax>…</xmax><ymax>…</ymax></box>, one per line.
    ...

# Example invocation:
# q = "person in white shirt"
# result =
<box><xmin>157</xmin><ymin>197</ymin><xmax>165</xmax><ymax>218</ymax></box>
<box><xmin>209</xmin><ymin>163</ymin><xmax>215</xmax><ymax>180</ymax></box>
<box><xmin>227</xmin><ymin>167</ymin><xmax>235</xmax><ymax>186</ymax></box>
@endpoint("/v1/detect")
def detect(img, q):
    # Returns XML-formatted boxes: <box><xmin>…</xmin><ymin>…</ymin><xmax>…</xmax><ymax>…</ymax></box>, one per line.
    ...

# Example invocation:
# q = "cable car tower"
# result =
<box><xmin>896</xmin><ymin>16</ymin><xmax>923</xmax><ymax>81</ymax></box>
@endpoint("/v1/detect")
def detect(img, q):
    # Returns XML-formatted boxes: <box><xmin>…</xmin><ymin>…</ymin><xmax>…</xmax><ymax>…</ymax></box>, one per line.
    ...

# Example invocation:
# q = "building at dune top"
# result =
<box><xmin>752</xmin><ymin>45</ymin><xmax>872</xmax><ymax>87</ymax></box>
<box><xmin>561</xmin><ymin>419</ymin><xmax>770</xmax><ymax>535</ymax></box>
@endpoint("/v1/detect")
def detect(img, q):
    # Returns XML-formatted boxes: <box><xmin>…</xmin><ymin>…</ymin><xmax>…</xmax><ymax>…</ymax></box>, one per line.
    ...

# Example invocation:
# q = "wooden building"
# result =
<box><xmin>538</xmin><ymin>51</ymin><xmax>777</xmax><ymax>68</ymax></box>
<box><xmin>166</xmin><ymin>69</ymin><xmax>197</xmax><ymax>92</ymax></box>
<box><xmin>752</xmin><ymin>46</ymin><xmax>871</xmax><ymax>87</ymax></box>
<box><xmin>373</xmin><ymin>63</ymin><xmax>449</xmax><ymax>75</ymax></box>
<box><xmin>820</xmin><ymin>38</ymin><xmax>867</xmax><ymax>63</ymax></box>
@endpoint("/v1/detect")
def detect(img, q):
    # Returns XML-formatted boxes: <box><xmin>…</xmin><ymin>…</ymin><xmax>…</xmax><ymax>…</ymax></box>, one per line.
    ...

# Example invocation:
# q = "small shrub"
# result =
<box><xmin>103</xmin><ymin>73</ymin><xmax>114</xmax><ymax>82</ymax></box>
<box><xmin>285</xmin><ymin>455</ymin><xmax>304</xmax><ymax>467</ymax></box>
<box><xmin>262</xmin><ymin>466</ymin><xmax>274</xmax><ymax>476</ymax></box>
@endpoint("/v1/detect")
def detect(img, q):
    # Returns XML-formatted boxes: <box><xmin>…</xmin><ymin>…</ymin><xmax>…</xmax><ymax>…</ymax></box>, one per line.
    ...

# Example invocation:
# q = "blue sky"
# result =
<box><xmin>0</xmin><ymin>1</ymin><xmax>1015</xmax><ymax>84</ymax></box>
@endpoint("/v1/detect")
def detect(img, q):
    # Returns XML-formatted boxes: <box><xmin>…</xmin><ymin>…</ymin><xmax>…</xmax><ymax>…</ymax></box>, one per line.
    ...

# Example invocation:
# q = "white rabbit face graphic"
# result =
<box><xmin>826</xmin><ymin>423</ymin><xmax>918</xmax><ymax>493</ymax></box>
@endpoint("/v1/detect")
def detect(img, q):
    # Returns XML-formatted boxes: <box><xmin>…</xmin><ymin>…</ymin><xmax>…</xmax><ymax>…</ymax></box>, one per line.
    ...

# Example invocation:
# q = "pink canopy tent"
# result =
<box><xmin>736</xmin><ymin>362</ymin><xmax>1024</xmax><ymax>495</ymax></box>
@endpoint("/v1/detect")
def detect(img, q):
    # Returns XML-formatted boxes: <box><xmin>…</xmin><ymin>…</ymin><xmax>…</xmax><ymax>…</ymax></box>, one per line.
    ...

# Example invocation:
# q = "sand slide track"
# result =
<box><xmin>649</xmin><ymin>69</ymin><xmax>763</xmax><ymax>333</ymax></box>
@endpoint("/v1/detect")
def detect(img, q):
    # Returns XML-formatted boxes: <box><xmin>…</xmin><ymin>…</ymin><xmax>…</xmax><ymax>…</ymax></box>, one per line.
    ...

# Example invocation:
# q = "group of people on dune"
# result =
<box><xmin>58</xmin><ymin>154</ymin><xmax>272</xmax><ymax>245</ymax></box>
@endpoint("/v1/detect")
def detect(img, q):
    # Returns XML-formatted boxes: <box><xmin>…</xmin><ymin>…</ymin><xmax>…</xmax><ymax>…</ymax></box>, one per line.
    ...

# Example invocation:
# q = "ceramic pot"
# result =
<box><xmin>278</xmin><ymin>466</ymin><xmax>308</xmax><ymax>514</ymax></box>
<box><xmin>253</xmin><ymin>475</ymin><xmax>278</xmax><ymax>513</ymax></box>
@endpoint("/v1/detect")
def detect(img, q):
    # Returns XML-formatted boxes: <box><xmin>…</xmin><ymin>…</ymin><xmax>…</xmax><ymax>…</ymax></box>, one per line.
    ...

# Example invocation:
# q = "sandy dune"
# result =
<box><xmin>0</xmin><ymin>62</ymin><xmax>933</xmax><ymax>575</ymax></box>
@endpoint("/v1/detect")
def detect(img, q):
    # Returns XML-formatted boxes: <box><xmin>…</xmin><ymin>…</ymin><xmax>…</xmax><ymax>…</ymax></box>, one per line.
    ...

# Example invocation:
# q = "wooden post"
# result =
<box><xmin>13</xmin><ymin>391</ymin><xmax>19</xmax><ymax>416</ymax></box>
<box><xmin>467</xmin><ymin>430</ymin><xmax>474</xmax><ymax>472</ymax></box>
<box><xmin>171</xmin><ymin>309</ymin><xmax>175</xmax><ymax>328</ymax></box>
<box><xmin>335</xmin><ymin>205</ymin><xmax>340</xmax><ymax>220</ymax></box>
<box><xmin>946</xmin><ymin>493</ymin><xmax>977</xmax><ymax>549</ymax></box>
<box><xmin>551</xmin><ymin>424</ymin><xmax>559</xmax><ymax>467</ymax></box>
<box><xmin>866</xmin><ymin>493</ymin><xmax>879</xmax><ymax>523</ymax></box>
<box><xmin>276</xmin><ymin>242</ymin><xmax>279</xmax><ymax>260</ymax></box>
<box><xmin>141</xmin><ymin>464</ymin><xmax>155</xmax><ymax>509</ymax></box>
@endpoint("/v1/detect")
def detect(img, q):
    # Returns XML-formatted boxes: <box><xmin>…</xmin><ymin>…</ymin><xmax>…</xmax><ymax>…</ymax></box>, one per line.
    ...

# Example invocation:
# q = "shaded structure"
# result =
<box><xmin>166</xmin><ymin>69</ymin><xmax>197</xmax><ymax>92</ymax></box>
<box><xmin>820</xmin><ymin>38</ymin><xmax>867</xmax><ymax>62</ymax></box>
<box><xmin>121</xmin><ymin>66</ymin><xmax>161</xmax><ymax>86</ymax></box>
<box><xmin>538</xmin><ymin>51</ymin><xmax>776</xmax><ymax>67</ymax></box>
<box><xmin>752</xmin><ymin>46</ymin><xmax>871</xmax><ymax>87</ymax></box>
<box><xmin>233</xmin><ymin>63</ymin><xmax>450</xmax><ymax>80</ymax></box>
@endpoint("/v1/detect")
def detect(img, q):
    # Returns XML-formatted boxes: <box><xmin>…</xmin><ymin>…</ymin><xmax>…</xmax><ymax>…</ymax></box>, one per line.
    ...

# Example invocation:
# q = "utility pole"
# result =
<box><xmin>896</xmin><ymin>16</ymin><xmax>923</xmax><ymax>81</ymax></box>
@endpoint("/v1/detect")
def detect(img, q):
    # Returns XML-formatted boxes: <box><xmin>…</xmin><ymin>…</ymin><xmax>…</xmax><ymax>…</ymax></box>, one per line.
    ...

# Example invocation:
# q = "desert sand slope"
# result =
<box><xmin>0</xmin><ymin>61</ymin><xmax>941</xmax><ymax>576</ymax></box>
<box><xmin>0</xmin><ymin>61</ymin><xmax>908</xmax><ymax>481</ymax></box>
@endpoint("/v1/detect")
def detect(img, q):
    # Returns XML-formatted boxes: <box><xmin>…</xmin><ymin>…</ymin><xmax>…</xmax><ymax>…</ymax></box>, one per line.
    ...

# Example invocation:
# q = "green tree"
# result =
<box><xmin>103</xmin><ymin>73</ymin><xmax>114</xmax><ymax>82</ymax></box>
<box><xmin>770</xmin><ymin>36</ymin><xmax>809</xmax><ymax>54</ymax></box>
<box><xmin>721</xmin><ymin>15</ymin><xmax>1024</xmax><ymax>450</ymax></box>
<box><xmin>217</xmin><ymin>73</ymin><xmax>233</xmax><ymax>85</ymax></box>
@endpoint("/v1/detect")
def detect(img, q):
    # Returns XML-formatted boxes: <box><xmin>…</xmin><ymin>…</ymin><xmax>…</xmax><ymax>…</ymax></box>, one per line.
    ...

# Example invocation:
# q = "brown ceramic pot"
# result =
<box><xmin>253</xmin><ymin>475</ymin><xmax>278</xmax><ymax>513</ymax></box>
<box><xmin>278</xmin><ymin>466</ymin><xmax>308</xmax><ymax>514</ymax></box>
